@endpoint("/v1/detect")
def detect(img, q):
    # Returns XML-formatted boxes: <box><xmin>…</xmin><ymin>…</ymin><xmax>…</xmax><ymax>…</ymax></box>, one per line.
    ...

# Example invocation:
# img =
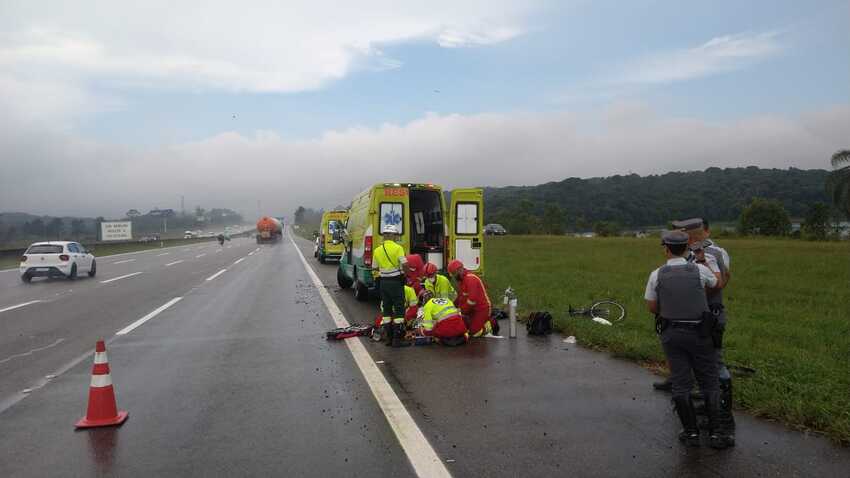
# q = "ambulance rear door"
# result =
<box><xmin>449</xmin><ymin>188</ymin><xmax>484</xmax><ymax>275</ymax></box>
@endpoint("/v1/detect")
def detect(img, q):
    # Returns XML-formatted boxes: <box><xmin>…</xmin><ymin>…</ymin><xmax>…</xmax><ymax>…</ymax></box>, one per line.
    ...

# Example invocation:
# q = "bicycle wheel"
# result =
<box><xmin>590</xmin><ymin>300</ymin><xmax>626</xmax><ymax>323</ymax></box>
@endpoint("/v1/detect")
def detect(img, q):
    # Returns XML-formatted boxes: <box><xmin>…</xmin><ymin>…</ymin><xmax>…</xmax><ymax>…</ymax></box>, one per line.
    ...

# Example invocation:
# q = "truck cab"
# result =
<box><xmin>337</xmin><ymin>183</ymin><xmax>484</xmax><ymax>301</ymax></box>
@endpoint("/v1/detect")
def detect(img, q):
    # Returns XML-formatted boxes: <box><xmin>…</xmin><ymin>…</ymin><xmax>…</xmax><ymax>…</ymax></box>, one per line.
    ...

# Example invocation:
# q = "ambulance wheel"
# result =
<box><xmin>354</xmin><ymin>280</ymin><xmax>369</xmax><ymax>302</ymax></box>
<box><xmin>337</xmin><ymin>267</ymin><xmax>353</xmax><ymax>289</ymax></box>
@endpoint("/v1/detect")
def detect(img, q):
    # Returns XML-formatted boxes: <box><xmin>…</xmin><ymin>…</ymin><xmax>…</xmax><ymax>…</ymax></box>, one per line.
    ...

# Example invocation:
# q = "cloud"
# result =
<box><xmin>2</xmin><ymin>102</ymin><xmax>846</xmax><ymax>217</ymax></box>
<box><xmin>0</xmin><ymin>1</ymin><xmax>535</xmax><ymax>95</ymax></box>
<box><xmin>622</xmin><ymin>31</ymin><xmax>784</xmax><ymax>84</ymax></box>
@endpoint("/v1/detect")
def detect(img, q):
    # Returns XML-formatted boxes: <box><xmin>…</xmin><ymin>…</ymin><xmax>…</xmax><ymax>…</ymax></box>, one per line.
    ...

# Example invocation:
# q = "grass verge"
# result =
<box><xmin>483</xmin><ymin>235</ymin><xmax>850</xmax><ymax>444</ymax></box>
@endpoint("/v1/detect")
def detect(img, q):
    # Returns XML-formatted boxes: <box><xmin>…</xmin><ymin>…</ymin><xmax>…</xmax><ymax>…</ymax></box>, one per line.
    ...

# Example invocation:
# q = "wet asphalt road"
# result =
<box><xmin>0</xmin><ymin>233</ymin><xmax>848</xmax><ymax>477</ymax></box>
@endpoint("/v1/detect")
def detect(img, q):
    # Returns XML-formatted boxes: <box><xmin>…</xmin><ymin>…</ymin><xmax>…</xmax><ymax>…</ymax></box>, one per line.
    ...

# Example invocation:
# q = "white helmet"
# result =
<box><xmin>382</xmin><ymin>224</ymin><xmax>400</xmax><ymax>235</ymax></box>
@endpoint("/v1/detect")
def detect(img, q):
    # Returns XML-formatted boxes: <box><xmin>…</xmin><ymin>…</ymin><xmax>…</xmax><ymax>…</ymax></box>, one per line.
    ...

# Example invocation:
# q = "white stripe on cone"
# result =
<box><xmin>90</xmin><ymin>374</ymin><xmax>113</xmax><ymax>388</ymax></box>
<box><xmin>94</xmin><ymin>352</ymin><xmax>108</xmax><ymax>364</ymax></box>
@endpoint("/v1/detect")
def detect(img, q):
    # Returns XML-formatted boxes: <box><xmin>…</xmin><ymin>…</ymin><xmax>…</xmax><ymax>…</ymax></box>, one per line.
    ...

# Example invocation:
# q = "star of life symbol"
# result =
<box><xmin>384</xmin><ymin>210</ymin><xmax>402</xmax><ymax>226</ymax></box>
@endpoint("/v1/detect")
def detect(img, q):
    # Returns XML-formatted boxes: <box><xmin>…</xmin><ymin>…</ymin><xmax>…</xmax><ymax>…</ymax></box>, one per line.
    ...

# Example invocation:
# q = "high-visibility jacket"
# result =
<box><xmin>421</xmin><ymin>298</ymin><xmax>467</xmax><ymax>338</ymax></box>
<box><xmin>424</xmin><ymin>274</ymin><xmax>456</xmax><ymax>300</ymax></box>
<box><xmin>455</xmin><ymin>271</ymin><xmax>491</xmax><ymax>314</ymax></box>
<box><xmin>403</xmin><ymin>285</ymin><xmax>418</xmax><ymax>308</ymax></box>
<box><xmin>373</xmin><ymin>240</ymin><xmax>406</xmax><ymax>278</ymax></box>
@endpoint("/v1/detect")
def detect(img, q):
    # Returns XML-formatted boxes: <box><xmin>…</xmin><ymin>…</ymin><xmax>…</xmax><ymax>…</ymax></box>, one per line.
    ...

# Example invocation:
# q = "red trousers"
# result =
<box><xmin>424</xmin><ymin>316</ymin><xmax>468</xmax><ymax>339</ymax></box>
<box><xmin>464</xmin><ymin>307</ymin><xmax>492</xmax><ymax>336</ymax></box>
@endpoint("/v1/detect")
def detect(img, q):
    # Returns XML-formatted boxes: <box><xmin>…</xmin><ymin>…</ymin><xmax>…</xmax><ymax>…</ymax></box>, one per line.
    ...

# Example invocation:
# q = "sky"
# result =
<box><xmin>0</xmin><ymin>0</ymin><xmax>848</xmax><ymax>218</ymax></box>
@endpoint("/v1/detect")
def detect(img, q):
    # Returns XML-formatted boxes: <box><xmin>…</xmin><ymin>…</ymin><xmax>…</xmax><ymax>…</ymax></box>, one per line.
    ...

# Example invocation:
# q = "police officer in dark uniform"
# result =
<box><xmin>645</xmin><ymin>231</ymin><xmax>730</xmax><ymax>448</ymax></box>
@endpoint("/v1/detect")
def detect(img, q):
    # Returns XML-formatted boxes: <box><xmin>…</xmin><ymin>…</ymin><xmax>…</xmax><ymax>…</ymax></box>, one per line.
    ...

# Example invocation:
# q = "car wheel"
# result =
<box><xmin>21</xmin><ymin>273</ymin><xmax>32</xmax><ymax>283</ymax></box>
<box><xmin>88</xmin><ymin>260</ymin><xmax>97</xmax><ymax>277</ymax></box>
<box><xmin>337</xmin><ymin>267</ymin><xmax>353</xmax><ymax>289</ymax></box>
<box><xmin>353</xmin><ymin>271</ymin><xmax>369</xmax><ymax>301</ymax></box>
<box><xmin>68</xmin><ymin>264</ymin><xmax>77</xmax><ymax>280</ymax></box>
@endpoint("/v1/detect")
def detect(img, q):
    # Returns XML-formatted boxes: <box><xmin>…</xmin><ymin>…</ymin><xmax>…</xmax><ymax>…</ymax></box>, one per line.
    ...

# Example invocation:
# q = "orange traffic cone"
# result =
<box><xmin>75</xmin><ymin>340</ymin><xmax>128</xmax><ymax>428</ymax></box>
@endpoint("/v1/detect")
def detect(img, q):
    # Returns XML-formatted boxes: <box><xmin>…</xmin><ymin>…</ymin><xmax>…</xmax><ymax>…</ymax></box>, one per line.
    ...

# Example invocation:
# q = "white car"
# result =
<box><xmin>19</xmin><ymin>241</ymin><xmax>96</xmax><ymax>283</ymax></box>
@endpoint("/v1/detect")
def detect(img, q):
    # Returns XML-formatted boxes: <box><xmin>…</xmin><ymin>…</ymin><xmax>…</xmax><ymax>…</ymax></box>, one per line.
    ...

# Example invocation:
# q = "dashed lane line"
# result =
<box><xmin>156</xmin><ymin>252</ymin><xmax>170</xmax><ymax>257</ymax></box>
<box><xmin>100</xmin><ymin>272</ymin><xmax>143</xmax><ymax>284</ymax></box>
<box><xmin>112</xmin><ymin>259</ymin><xmax>136</xmax><ymax>265</ymax></box>
<box><xmin>116</xmin><ymin>297</ymin><xmax>183</xmax><ymax>335</ymax></box>
<box><xmin>165</xmin><ymin>260</ymin><xmax>184</xmax><ymax>267</ymax></box>
<box><xmin>205</xmin><ymin>269</ymin><xmax>227</xmax><ymax>281</ymax></box>
<box><xmin>0</xmin><ymin>300</ymin><xmax>43</xmax><ymax>314</ymax></box>
<box><xmin>196</xmin><ymin>253</ymin><xmax>206</xmax><ymax>258</ymax></box>
<box><xmin>233</xmin><ymin>257</ymin><xmax>245</xmax><ymax>265</ymax></box>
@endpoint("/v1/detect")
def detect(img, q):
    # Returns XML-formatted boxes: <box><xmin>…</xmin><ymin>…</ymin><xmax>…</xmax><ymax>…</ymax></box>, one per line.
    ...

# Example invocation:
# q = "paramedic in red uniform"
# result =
<box><xmin>404</xmin><ymin>254</ymin><xmax>425</xmax><ymax>295</ymax></box>
<box><xmin>447</xmin><ymin>259</ymin><xmax>493</xmax><ymax>337</ymax></box>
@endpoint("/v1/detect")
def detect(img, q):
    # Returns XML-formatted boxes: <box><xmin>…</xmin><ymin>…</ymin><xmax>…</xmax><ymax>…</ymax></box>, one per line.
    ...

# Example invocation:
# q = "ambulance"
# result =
<box><xmin>337</xmin><ymin>183</ymin><xmax>484</xmax><ymax>301</ymax></box>
<box><xmin>316</xmin><ymin>210</ymin><xmax>348</xmax><ymax>263</ymax></box>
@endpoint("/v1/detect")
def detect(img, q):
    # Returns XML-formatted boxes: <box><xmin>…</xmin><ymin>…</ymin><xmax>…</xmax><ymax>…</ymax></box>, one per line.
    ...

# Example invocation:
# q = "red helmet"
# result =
<box><xmin>447</xmin><ymin>260</ymin><xmax>464</xmax><ymax>275</ymax></box>
<box><xmin>424</xmin><ymin>263</ymin><xmax>438</xmax><ymax>277</ymax></box>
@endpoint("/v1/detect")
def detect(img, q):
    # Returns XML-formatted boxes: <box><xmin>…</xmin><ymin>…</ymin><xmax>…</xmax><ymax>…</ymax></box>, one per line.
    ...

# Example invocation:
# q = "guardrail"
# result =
<box><xmin>0</xmin><ymin>231</ymin><xmax>252</xmax><ymax>262</ymax></box>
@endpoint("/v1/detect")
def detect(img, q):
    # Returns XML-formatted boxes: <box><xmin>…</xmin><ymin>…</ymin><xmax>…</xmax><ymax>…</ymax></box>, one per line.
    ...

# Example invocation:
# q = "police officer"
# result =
<box><xmin>645</xmin><ymin>231</ymin><xmax>730</xmax><ymax>448</ymax></box>
<box><xmin>678</xmin><ymin>218</ymin><xmax>735</xmax><ymax>445</ymax></box>
<box><xmin>373</xmin><ymin>224</ymin><xmax>410</xmax><ymax>347</ymax></box>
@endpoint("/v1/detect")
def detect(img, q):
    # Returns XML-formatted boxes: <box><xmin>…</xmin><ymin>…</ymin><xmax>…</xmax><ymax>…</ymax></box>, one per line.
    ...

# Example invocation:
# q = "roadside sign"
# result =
<box><xmin>101</xmin><ymin>221</ymin><xmax>132</xmax><ymax>241</ymax></box>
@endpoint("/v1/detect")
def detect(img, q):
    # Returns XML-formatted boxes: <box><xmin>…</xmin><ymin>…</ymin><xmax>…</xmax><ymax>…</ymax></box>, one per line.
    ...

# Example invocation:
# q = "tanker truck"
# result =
<box><xmin>256</xmin><ymin>216</ymin><xmax>283</xmax><ymax>244</ymax></box>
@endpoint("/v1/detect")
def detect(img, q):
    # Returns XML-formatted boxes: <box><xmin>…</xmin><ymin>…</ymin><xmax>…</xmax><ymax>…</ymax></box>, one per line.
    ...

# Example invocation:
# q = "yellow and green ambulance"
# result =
<box><xmin>316</xmin><ymin>210</ymin><xmax>349</xmax><ymax>264</ymax></box>
<box><xmin>336</xmin><ymin>183</ymin><xmax>484</xmax><ymax>301</ymax></box>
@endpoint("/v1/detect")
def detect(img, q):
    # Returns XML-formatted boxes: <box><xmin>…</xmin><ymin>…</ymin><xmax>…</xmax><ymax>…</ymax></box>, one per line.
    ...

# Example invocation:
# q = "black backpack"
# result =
<box><xmin>526</xmin><ymin>311</ymin><xmax>553</xmax><ymax>336</ymax></box>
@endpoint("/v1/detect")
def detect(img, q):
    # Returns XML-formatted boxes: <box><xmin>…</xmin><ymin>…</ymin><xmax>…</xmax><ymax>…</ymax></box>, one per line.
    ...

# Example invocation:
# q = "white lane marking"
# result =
<box><xmin>216</xmin><ymin>249</ymin><xmax>222</xmax><ymax>253</ymax></box>
<box><xmin>0</xmin><ymin>338</ymin><xmax>65</xmax><ymax>365</ymax></box>
<box><xmin>196</xmin><ymin>253</ymin><xmax>206</xmax><ymax>258</ymax></box>
<box><xmin>100</xmin><ymin>272</ymin><xmax>143</xmax><ymax>284</ymax></box>
<box><xmin>205</xmin><ymin>269</ymin><xmax>226</xmax><ymax>281</ymax></box>
<box><xmin>165</xmin><ymin>260</ymin><xmax>184</xmax><ymax>267</ymax></box>
<box><xmin>156</xmin><ymin>252</ymin><xmax>170</xmax><ymax>256</ymax></box>
<box><xmin>112</xmin><ymin>259</ymin><xmax>136</xmax><ymax>265</ymax></box>
<box><xmin>233</xmin><ymin>258</ymin><xmax>245</xmax><ymax>265</ymax></box>
<box><xmin>248</xmin><ymin>251</ymin><xmax>255</xmax><ymax>256</ymax></box>
<box><xmin>0</xmin><ymin>300</ymin><xmax>43</xmax><ymax>314</ymax></box>
<box><xmin>116</xmin><ymin>297</ymin><xmax>183</xmax><ymax>335</ymax></box>
<box><xmin>288</xmin><ymin>233</ymin><xmax>451</xmax><ymax>478</ymax></box>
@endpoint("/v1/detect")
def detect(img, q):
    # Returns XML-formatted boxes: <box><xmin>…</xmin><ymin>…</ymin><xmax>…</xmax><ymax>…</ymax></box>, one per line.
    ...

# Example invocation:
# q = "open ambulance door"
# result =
<box><xmin>449</xmin><ymin>188</ymin><xmax>484</xmax><ymax>275</ymax></box>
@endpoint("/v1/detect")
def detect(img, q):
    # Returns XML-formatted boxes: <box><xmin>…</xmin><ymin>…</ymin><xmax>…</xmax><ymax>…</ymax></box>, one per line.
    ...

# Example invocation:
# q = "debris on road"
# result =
<box><xmin>564</xmin><ymin>336</ymin><xmax>577</xmax><ymax>344</ymax></box>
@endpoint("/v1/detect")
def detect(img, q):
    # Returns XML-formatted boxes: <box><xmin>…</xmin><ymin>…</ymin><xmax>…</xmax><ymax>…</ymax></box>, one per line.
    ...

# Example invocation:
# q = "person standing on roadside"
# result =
<box><xmin>645</xmin><ymin>231</ymin><xmax>730</xmax><ymax>449</ymax></box>
<box><xmin>679</xmin><ymin>218</ymin><xmax>735</xmax><ymax>446</ymax></box>
<box><xmin>373</xmin><ymin>224</ymin><xmax>410</xmax><ymax>347</ymax></box>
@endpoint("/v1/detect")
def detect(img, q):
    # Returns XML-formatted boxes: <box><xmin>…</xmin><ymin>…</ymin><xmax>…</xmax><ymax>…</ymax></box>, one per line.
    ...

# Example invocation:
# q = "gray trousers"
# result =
<box><xmin>714</xmin><ymin>310</ymin><xmax>730</xmax><ymax>380</ymax></box>
<box><xmin>660</xmin><ymin>326</ymin><xmax>719</xmax><ymax>400</ymax></box>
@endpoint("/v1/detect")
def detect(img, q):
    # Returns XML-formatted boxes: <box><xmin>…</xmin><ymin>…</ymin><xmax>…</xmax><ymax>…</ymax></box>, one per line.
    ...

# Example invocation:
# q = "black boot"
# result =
<box><xmin>673</xmin><ymin>397</ymin><xmax>700</xmax><ymax>447</ymax></box>
<box><xmin>653</xmin><ymin>378</ymin><xmax>672</xmax><ymax>392</ymax></box>
<box><xmin>705</xmin><ymin>391</ymin><xmax>733</xmax><ymax>449</ymax></box>
<box><xmin>391</xmin><ymin>324</ymin><xmax>411</xmax><ymax>348</ymax></box>
<box><xmin>382</xmin><ymin>324</ymin><xmax>394</xmax><ymax>346</ymax></box>
<box><xmin>716</xmin><ymin>378</ymin><xmax>736</xmax><ymax>447</ymax></box>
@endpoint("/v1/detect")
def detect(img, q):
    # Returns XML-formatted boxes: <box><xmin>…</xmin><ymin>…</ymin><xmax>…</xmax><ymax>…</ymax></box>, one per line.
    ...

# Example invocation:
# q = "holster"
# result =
<box><xmin>655</xmin><ymin>315</ymin><xmax>669</xmax><ymax>335</ymax></box>
<box><xmin>698</xmin><ymin>311</ymin><xmax>716</xmax><ymax>338</ymax></box>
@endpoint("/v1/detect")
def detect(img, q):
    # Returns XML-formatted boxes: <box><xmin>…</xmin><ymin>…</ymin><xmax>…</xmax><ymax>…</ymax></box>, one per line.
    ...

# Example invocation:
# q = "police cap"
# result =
<box><xmin>660</xmin><ymin>230</ymin><xmax>689</xmax><ymax>246</ymax></box>
<box><xmin>671</xmin><ymin>217</ymin><xmax>704</xmax><ymax>231</ymax></box>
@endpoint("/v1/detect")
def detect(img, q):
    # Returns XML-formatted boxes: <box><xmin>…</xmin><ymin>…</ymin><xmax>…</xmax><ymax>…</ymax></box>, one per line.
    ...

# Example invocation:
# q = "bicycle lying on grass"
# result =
<box><xmin>568</xmin><ymin>299</ymin><xmax>626</xmax><ymax>325</ymax></box>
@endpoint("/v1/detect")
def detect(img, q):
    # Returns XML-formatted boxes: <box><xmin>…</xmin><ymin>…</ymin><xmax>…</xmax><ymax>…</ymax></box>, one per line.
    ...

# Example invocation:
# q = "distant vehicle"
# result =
<box><xmin>20</xmin><ymin>241</ymin><xmax>96</xmax><ymax>282</ymax></box>
<box><xmin>256</xmin><ymin>216</ymin><xmax>283</xmax><ymax>244</ymax></box>
<box><xmin>313</xmin><ymin>236</ymin><xmax>320</xmax><ymax>257</ymax></box>
<box><xmin>484</xmin><ymin>224</ymin><xmax>507</xmax><ymax>236</ymax></box>
<box><xmin>138</xmin><ymin>234</ymin><xmax>161</xmax><ymax>243</ymax></box>
<box><xmin>337</xmin><ymin>182</ymin><xmax>484</xmax><ymax>301</ymax></box>
<box><xmin>184</xmin><ymin>231</ymin><xmax>196</xmax><ymax>239</ymax></box>
<box><xmin>316</xmin><ymin>210</ymin><xmax>348</xmax><ymax>264</ymax></box>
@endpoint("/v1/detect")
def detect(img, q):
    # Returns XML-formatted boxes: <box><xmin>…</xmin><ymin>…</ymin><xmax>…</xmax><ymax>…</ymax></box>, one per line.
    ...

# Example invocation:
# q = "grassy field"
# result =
<box><xmin>0</xmin><ymin>237</ymin><xmax>227</xmax><ymax>269</ymax></box>
<box><xmin>484</xmin><ymin>235</ymin><xmax>850</xmax><ymax>444</ymax></box>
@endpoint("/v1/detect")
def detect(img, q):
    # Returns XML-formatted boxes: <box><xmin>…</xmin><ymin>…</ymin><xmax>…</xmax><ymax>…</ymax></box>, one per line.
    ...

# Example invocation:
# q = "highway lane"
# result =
<box><xmin>0</xmin><ymin>238</ymin><xmax>415</xmax><ymax>477</ymax></box>
<box><xmin>0</xmin><ymin>237</ymin><xmax>259</xmax><ymax>407</ymax></box>
<box><xmin>291</xmin><ymin>234</ymin><xmax>850</xmax><ymax>478</ymax></box>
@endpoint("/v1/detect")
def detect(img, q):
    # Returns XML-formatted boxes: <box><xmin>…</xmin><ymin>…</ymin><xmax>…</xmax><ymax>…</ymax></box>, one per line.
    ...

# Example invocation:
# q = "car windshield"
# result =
<box><xmin>26</xmin><ymin>245</ymin><xmax>64</xmax><ymax>254</ymax></box>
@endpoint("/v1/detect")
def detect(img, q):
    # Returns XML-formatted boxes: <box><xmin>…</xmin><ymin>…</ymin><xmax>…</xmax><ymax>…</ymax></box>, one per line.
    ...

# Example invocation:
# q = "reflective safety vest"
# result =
<box><xmin>373</xmin><ymin>240</ymin><xmax>406</xmax><ymax>278</ymax></box>
<box><xmin>424</xmin><ymin>274</ymin><xmax>456</xmax><ymax>300</ymax></box>
<box><xmin>421</xmin><ymin>298</ymin><xmax>462</xmax><ymax>332</ymax></box>
<box><xmin>404</xmin><ymin>285</ymin><xmax>418</xmax><ymax>308</ymax></box>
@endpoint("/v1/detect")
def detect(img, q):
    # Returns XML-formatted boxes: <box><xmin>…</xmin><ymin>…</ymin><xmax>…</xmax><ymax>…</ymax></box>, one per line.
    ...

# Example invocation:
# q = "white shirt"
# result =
<box><xmin>644</xmin><ymin>257</ymin><xmax>718</xmax><ymax>301</ymax></box>
<box><xmin>704</xmin><ymin>239</ymin><xmax>730</xmax><ymax>270</ymax></box>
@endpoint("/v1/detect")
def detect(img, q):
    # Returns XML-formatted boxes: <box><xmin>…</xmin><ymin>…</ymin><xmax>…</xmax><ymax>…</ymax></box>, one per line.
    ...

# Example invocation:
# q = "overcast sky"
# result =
<box><xmin>1</xmin><ymin>0</ymin><xmax>848</xmax><ymax>218</ymax></box>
